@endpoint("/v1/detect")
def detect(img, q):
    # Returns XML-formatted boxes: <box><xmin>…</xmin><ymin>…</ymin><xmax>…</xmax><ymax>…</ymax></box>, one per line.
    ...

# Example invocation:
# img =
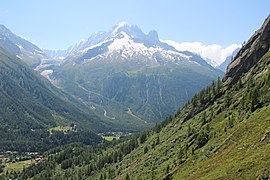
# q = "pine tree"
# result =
<box><xmin>184</xmin><ymin>142</ymin><xmax>188</xmax><ymax>158</ymax></box>
<box><xmin>250</xmin><ymin>88</ymin><xmax>259</xmax><ymax>111</ymax></box>
<box><xmin>238</xmin><ymin>79</ymin><xmax>243</xmax><ymax>89</ymax></box>
<box><xmin>187</xmin><ymin>125</ymin><xmax>193</xmax><ymax>137</ymax></box>
<box><xmin>179</xmin><ymin>146</ymin><xmax>186</xmax><ymax>163</ymax></box>
<box><xmin>156</xmin><ymin>136</ymin><xmax>160</xmax><ymax>145</ymax></box>
<box><xmin>201</xmin><ymin>111</ymin><xmax>207</xmax><ymax>125</ymax></box>
<box><xmin>140</xmin><ymin>133</ymin><xmax>147</xmax><ymax>144</ymax></box>
<box><xmin>166</xmin><ymin>165</ymin><xmax>170</xmax><ymax>174</ymax></box>
<box><xmin>125</xmin><ymin>173</ymin><xmax>131</xmax><ymax>180</ymax></box>
<box><xmin>144</xmin><ymin>146</ymin><xmax>148</xmax><ymax>154</ymax></box>
<box><xmin>266</xmin><ymin>71</ymin><xmax>270</xmax><ymax>84</ymax></box>
<box><xmin>211</xmin><ymin>80</ymin><xmax>216</xmax><ymax>96</ymax></box>
<box><xmin>99</xmin><ymin>173</ymin><xmax>103</xmax><ymax>180</ymax></box>
<box><xmin>108</xmin><ymin>167</ymin><xmax>114</xmax><ymax>179</ymax></box>
<box><xmin>151</xmin><ymin>167</ymin><xmax>155</xmax><ymax>180</ymax></box>
<box><xmin>216</xmin><ymin>77</ymin><xmax>222</xmax><ymax>93</ymax></box>
<box><xmin>247</xmin><ymin>78</ymin><xmax>253</xmax><ymax>92</ymax></box>
<box><xmin>227</xmin><ymin>114</ymin><xmax>234</xmax><ymax>128</ymax></box>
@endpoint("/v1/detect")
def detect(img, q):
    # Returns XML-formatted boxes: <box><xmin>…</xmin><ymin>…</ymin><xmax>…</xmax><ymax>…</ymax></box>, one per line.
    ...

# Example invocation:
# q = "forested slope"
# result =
<box><xmin>0</xmin><ymin>47</ymin><xmax>105</xmax><ymax>152</ymax></box>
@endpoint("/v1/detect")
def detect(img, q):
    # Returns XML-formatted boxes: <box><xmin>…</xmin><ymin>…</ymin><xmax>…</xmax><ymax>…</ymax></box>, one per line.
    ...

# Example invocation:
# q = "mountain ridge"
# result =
<box><xmin>0</xmin><ymin>24</ymin><xmax>47</xmax><ymax>67</ymax></box>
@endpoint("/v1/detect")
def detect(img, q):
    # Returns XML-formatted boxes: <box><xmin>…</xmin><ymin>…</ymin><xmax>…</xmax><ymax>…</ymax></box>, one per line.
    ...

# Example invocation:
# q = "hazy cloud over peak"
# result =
<box><xmin>163</xmin><ymin>40</ymin><xmax>241</xmax><ymax>66</ymax></box>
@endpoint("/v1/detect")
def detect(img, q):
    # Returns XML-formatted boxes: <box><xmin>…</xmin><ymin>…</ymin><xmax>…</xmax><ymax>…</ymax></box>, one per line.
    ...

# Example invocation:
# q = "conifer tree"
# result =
<box><xmin>125</xmin><ymin>173</ymin><xmax>131</xmax><ymax>180</ymax></box>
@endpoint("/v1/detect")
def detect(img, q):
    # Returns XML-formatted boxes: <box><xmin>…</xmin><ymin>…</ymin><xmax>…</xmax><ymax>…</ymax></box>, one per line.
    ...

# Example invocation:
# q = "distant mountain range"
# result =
<box><xmin>0</xmin><ymin>22</ymin><xmax>223</xmax><ymax>132</ymax></box>
<box><xmin>43</xmin><ymin>22</ymin><xmax>223</xmax><ymax>128</ymax></box>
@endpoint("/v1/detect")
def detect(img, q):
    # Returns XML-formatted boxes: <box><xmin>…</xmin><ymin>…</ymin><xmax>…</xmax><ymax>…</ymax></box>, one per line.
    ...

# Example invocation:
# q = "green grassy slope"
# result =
<box><xmin>174</xmin><ymin>104</ymin><xmax>270</xmax><ymax>179</ymax></box>
<box><xmin>172</xmin><ymin>51</ymin><xmax>270</xmax><ymax>180</ymax></box>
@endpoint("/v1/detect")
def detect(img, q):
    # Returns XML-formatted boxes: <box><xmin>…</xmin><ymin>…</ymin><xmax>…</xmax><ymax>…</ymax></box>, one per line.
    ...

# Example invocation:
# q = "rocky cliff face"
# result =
<box><xmin>224</xmin><ymin>15</ymin><xmax>270</xmax><ymax>85</ymax></box>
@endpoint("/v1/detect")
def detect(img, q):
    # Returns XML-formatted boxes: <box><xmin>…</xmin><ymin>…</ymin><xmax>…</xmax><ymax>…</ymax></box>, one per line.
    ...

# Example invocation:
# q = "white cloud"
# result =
<box><xmin>163</xmin><ymin>40</ymin><xmax>241</xmax><ymax>66</ymax></box>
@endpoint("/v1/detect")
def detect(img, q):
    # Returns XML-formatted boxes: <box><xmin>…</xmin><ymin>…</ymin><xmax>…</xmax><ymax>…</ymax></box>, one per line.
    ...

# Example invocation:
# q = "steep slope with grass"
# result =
<box><xmin>15</xmin><ymin>16</ymin><xmax>270</xmax><ymax>180</ymax></box>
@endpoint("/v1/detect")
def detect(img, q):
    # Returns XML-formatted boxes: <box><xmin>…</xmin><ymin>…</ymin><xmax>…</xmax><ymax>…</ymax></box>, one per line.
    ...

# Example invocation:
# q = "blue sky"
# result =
<box><xmin>0</xmin><ymin>0</ymin><xmax>269</xmax><ymax>50</ymax></box>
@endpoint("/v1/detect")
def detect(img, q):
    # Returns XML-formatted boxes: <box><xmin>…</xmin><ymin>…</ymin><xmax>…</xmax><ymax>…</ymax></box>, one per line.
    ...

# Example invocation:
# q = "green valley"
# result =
<box><xmin>0</xmin><ymin>3</ymin><xmax>269</xmax><ymax>179</ymax></box>
<box><xmin>8</xmin><ymin>14</ymin><xmax>270</xmax><ymax>180</ymax></box>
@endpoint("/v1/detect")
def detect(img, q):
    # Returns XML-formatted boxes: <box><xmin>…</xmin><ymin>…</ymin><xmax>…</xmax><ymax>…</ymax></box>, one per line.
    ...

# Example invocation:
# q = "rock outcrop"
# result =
<box><xmin>224</xmin><ymin>15</ymin><xmax>270</xmax><ymax>85</ymax></box>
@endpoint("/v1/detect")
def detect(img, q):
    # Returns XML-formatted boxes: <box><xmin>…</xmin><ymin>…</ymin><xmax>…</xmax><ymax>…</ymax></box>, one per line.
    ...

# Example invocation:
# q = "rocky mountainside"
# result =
<box><xmin>19</xmin><ymin>15</ymin><xmax>270</xmax><ymax>179</ymax></box>
<box><xmin>224</xmin><ymin>15</ymin><xmax>270</xmax><ymax>85</ymax></box>
<box><xmin>0</xmin><ymin>25</ymin><xmax>48</xmax><ymax>67</ymax></box>
<box><xmin>48</xmin><ymin>22</ymin><xmax>223</xmax><ymax>130</ymax></box>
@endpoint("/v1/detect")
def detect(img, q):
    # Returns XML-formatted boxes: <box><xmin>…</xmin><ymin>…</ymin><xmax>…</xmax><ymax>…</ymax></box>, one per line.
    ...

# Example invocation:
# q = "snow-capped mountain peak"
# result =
<box><xmin>43</xmin><ymin>22</ymin><xmax>216</xmax><ymax>71</ymax></box>
<box><xmin>111</xmin><ymin>21</ymin><xmax>131</xmax><ymax>34</ymax></box>
<box><xmin>71</xmin><ymin>27</ymin><xmax>199</xmax><ymax>67</ymax></box>
<box><xmin>109</xmin><ymin>21</ymin><xmax>145</xmax><ymax>40</ymax></box>
<box><xmin>46</xmin><ymin>22</ymin><xmax>170</xmax><ymax>59</ymax></box>
<box><xmin>107</xmin><ymin>31</ymin><xmax>151</xmax><ymax>56</ymax></box>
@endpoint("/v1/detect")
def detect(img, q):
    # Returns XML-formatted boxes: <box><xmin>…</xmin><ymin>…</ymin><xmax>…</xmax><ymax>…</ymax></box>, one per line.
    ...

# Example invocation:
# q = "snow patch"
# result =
<box><xmin>16</xmin><ymin>44</ymin><xmax>24</xmax><ymax>49</ymax></box>
<box><xmin>34</xmin><ymin>64</ymin><xmax>51</xmax><ymax>71</ymax></box>
<box><xmin>41</xmin><ymin>70</ymin><xmax>53</xmax><ymax>76</ymax></box>
<box><xmin>34</xmin><ymin>49</ymin><xmax>44</xmax><ymax>54</ymax></box>
<box><xmin>80</xmin><ymin>39</ymin><xmax>111</xmax><ymax>53</ymax></box>
<box><xmin>16</xmin><ymin>55</ymin><xmax>22</xmax><ymax>60</ymax></box>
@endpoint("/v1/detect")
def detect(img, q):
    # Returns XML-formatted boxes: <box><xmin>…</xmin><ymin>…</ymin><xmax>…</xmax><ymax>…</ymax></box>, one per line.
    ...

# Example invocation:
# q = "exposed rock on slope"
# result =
<box><xmin>224</xmin><ymin>15</ymin><xmax>270</xmax><ymax>85</ymax></box>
